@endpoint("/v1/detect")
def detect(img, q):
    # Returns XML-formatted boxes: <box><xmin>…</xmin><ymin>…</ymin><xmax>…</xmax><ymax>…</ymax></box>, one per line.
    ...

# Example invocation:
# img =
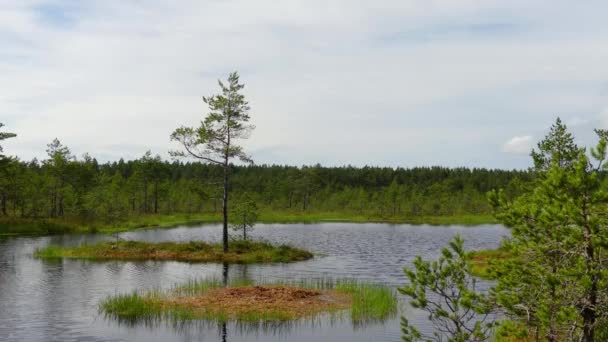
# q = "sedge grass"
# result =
<box><xmin>100</xmin><ymin>278</ymin><xmax>397</xmax><ymax>325</ymax></box>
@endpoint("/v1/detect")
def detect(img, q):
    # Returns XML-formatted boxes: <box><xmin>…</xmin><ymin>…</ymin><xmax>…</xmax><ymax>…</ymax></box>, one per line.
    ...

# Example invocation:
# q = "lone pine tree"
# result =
<box><xmin>171</xmin><ymin>71</ymin><xmax>254</xmax><ymax>252</ymax></box>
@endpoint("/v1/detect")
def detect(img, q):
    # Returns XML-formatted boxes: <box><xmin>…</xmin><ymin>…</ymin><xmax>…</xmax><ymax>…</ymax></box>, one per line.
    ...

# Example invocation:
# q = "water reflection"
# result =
<box><xmin>0</xmin><ymin>223</ymin><xmax>508</xmax><ymax>342</ymax></box>
<box><xmin>221</xmin><ymin>263</ymin><xmax>228</xmax><ymax>342</ymax></box>
<box><xmin>102</xmin><ymin>264</ymin><xmax>396</xmax><ymax>340</ymax></box>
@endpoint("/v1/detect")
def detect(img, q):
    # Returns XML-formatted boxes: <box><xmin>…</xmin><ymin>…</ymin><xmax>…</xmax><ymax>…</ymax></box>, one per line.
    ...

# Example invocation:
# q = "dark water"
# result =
<box><xmin>0</xmin><ymin>223</ymin><xmax>508</xmax><ymax>342</ymax></box>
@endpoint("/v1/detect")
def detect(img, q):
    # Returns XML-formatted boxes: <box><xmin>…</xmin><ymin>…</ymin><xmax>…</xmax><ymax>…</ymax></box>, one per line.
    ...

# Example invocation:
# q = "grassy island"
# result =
<box><xmin>34</xmin><ymin>240</ymin><xmax>313</xmax><ymax>264</ymax></box>
<box><xmin>101</xmin><ymin>279</ymin><xmax>397</xmax><ymax>323</ymax></box>
<box><xmin>467</xmin><ymin>248</ymin><xmax>512</xmax><ymax>278</ymax></box>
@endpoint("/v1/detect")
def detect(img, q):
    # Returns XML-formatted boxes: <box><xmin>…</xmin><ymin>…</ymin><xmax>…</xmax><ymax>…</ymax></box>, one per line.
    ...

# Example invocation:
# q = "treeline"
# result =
<box><xmin>0</xmin><ymin>138</ymin><xmax>529</xmax><ymax>223</ymax></box>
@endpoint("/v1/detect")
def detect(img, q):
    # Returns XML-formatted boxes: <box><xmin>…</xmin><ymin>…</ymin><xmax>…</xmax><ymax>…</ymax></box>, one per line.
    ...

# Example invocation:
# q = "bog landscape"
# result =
<box><xmin>1</xmin><ymin>2</ymin><xmax>607</xmax><ymax>342</ymax></box>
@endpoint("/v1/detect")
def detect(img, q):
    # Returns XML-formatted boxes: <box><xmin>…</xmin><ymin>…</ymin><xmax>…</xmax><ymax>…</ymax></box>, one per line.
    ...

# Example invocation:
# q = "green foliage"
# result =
<box><xmin>1</xmin><ymin>103</ymin><xmax>525</xmax><ymax>234</ymax></box>
<box><xmin>170</xmin><ymin>71</ymin><xmax>255</xmax><ymax>252</ymax></box>
<box><xmin>399</xmin><ymin>235</ymin><xmax>497</xmax><ymax>342</ymax></box>
<box><xmin>230</xmin><ymin>193</ymin><xmax>258</xmax><ymax>240</ymax></box>
<box><xmin>170</xmin><ymin>71</ymin><xmax>254</xmax><ymax>164</ymax></box>
<box><xmin>0</xmin><ymin>147</ymin><xmax>521</xmax><ymax>235</ymax></box>
<box><xmin>0</xmin><ymin>122</ymin><xmax>16</xmax><ymax>159</ymax></box>
<box><xmin>530</xmin><ymin>117</ymin><xmax>582</xmax><ymax>171</ymax></box>
<box><xmin>489</xmin><ymin>118</ymin><xmax>608</xmax><ymax>341</ymax></box>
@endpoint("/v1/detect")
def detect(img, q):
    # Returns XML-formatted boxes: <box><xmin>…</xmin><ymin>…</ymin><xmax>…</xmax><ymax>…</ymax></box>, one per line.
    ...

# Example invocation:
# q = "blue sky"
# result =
<box><xmin>1</xmin><ymin>0</ymin><xmax>608</xmax><ymax>169</ymax></box>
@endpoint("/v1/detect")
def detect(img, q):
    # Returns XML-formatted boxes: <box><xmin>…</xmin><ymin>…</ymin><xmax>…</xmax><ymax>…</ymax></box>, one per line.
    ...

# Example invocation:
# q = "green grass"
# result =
<box><xmin>0</xmin><ymin>218</ymin><xmax>79</xmax><ymax>236</ymax></box>
<box><xmin>34</xmin><ymin>239</ymin><xmax>314</xmax><ymax>264</ymax></box>
<box><xmin>101</xmin><ymin>291</ymin><xmax>165</xmax><ymax>323</ymax></box>
<box><xmin>257</xmin><ymin>211</ymin><xmax>496</xmax><ymax>226</ymax></box>
<box><xmin>100</xmin><ymin>278</ymin><xmax>397</xmax><ymax>324</ymax></box>
<box><xmin>333</xmin><ymin>281</ymin><xmax>397</xmax><ymax>322</ymax></box>
<box><xmin>0</xmin><ymin>214</ymin><xmax>222</xmax><ymax>237</ymax></box>
<box><xmin>0</xmin><ymin>211</ymin><xmax>497</xmax><ymax>237</ymax></box>
<box><xmin>467</xmin><ymin>248</ymin><xmax>512</xmax><ymax>279</ymax></box>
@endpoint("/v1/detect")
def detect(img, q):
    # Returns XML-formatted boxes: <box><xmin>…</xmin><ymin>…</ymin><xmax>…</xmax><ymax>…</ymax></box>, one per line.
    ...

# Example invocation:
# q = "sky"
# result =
<box><xmin>1</xmin><ymin>0</ymin><xmax>608</xmax><ymax>169</ymax></box>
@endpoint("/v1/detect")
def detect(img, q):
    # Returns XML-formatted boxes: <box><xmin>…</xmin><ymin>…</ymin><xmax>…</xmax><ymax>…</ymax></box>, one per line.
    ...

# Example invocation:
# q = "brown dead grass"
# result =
<box><xmin>170</xmin><ymin>285</ymin><xmax>351</xmax><ymax>319</ymax></box>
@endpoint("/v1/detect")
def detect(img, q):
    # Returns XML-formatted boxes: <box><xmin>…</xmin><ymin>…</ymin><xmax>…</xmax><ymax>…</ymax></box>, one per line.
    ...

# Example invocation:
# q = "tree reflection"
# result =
<box><xmin>220</xmin><ymin>262</ymin><xmax>229</xmax><ymax>342</ymax></box>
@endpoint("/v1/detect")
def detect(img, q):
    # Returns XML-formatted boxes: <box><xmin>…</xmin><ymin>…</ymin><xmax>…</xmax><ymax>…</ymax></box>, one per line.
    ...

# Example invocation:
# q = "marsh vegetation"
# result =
<box><xmin>100</xmin><ymin>278</ymin><xmax>397</xmax><ymax>325</ymax></box>
<box><xmin>35</xmin><ymin>239</ymin><xmax>313</xmax><ymax>264</ymax></box>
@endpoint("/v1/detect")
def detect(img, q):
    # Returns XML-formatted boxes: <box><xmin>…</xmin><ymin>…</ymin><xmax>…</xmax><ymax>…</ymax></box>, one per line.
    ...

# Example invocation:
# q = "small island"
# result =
<box><xmin>35</xmin><ymin>240</ymin><xmax>313</xmax><ymax>264</ymax></box>
<box><xmin>467</xmin><ymin>248</ymin><xmax>512</xmax><ymax>279</ymax></box>
<box><xmin>101</xmin><ymin>279</ymin><xmax>397</xmax><ymax>323</ymax></box>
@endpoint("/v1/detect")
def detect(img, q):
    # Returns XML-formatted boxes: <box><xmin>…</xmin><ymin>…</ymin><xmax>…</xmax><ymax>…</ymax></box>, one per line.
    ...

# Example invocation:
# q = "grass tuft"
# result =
<box><xmin>100</xmin><ymin>278</ymin><xmax>397</xmax><ymax>325</ymax></box>
<box><xmin>334</xmin><ymin>281</ymin><xmax>397</xmax><ymax>322</ymax></box>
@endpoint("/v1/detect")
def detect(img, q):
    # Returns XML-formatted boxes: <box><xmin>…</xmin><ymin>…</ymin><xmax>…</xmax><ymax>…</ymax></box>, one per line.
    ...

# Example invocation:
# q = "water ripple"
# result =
<box><xmin>0</xmin><ymin>223</ymin><xmax>508</xmax><ymax>342</ymax></box>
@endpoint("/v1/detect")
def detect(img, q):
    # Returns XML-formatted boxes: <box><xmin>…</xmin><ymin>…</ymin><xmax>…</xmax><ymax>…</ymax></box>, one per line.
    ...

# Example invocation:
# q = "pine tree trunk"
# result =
<box><xmin>222</xmin><ymin>159</ymin><xmax>229</xmax><ymax>253</ymax></box>
<box><xmin>583</xmin><ymin>217</ymin><xmax>597</xmax><ymax>342</ymax></box>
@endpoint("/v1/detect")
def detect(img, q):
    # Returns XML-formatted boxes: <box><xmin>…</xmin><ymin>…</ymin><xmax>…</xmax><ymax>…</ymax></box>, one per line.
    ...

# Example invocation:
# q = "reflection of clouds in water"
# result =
<box><xmin>0</xmin><ymin>223</ymin><xmax>508</xmax><ymax>342</ymax></box>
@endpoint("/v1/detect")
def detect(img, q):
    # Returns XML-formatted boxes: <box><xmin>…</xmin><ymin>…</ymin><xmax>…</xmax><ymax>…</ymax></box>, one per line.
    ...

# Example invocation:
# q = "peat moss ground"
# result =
<box><xmin>34</xmin><ymin>240</ymin><xmax>313</xmax><ymax>264</ymax></box>
<box><xmin>101</xmin><ymin>279</ymin><xmax>397</xmax><ymax>324</ymax></box>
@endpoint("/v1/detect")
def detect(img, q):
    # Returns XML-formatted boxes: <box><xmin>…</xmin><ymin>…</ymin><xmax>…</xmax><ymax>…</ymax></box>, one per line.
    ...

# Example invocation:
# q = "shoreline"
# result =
<box><xmin>1</xmin><ymin>212</ymin><xmax>497</xmax><ymax>237</ymax></box>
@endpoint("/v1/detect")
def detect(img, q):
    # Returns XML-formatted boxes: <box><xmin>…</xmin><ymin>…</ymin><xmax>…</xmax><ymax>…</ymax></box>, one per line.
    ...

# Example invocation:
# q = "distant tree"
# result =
<box><xmin>171</xmin><ymin>71</ymin><xmax>254</xmax><ymax>252</ymax></box>
<box><xmin>45</xmin><ymin>139</ymin><xmax>73</xmax><ymax>218</ymax></box>
<box><xmin>138</xmin><ymin>151</ymin><xmax>167</xmax><ymax>214</ymax></box>
<box><xmin>296</xmin><ymin>166</ymin><xmax>320</xmax><ymax>211</ymax></box>
<box><xmin>0</xmin><ymin>123</ymin><xmax>17</xmax><ymax>215</ymax></box>
<box><xmin>0</xmin><ymin>122</ymin><xmax>16</xmax><ymax>159</ymax></box>
<box><xmin>399</xmin><ymin>235</ymin><xmax>497</xmax><ymax>342</ymax></box>
<box><xmin>386</xmin><ymin>178</ymin><xmax>400</xmax><ymax>216</ymax></box>
<box><xmin>0</xmin><ymin>159</ymin><xmax>20</xmax><ymax>216</ymax></box>
<box><xmin>230</xmin><ymin>193</ymin><xmax>258</xmax><ymax>240</ymax></box>
<box><xmin>354</xmin><ymin>187</ymin><xmax>367</xmax><ymax>214</ymax></box>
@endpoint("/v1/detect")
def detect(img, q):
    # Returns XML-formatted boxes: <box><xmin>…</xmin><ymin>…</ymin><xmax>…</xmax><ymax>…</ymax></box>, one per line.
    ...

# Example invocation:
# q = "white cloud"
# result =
<box><xmin>1</xmin><ymin>1</ymin><xmax>608</xmax><ymax>169</ymax></box>
<box><xmin>503</xmin><ymin>135</ymin><xmax>533</xmax><ymax>154</ymax></box>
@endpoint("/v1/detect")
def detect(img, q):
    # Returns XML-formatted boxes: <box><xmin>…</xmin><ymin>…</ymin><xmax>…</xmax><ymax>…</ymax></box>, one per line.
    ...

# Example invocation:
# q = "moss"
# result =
<box><xmin>34</xmin><ymin>239</ymin><xmax>313</xmax><ymax>264</ymax></box>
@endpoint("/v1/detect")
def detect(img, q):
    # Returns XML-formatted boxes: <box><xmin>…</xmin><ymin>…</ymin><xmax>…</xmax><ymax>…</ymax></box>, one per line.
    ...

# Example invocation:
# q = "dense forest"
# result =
<box><xmin>0</xmin><ymin>138</ymin><xmax>529</xmax><ymax>224</ymax></box>
<box><xmin>0</xmin><ymin>73</ymin><xmax>530</xmax><ymax>233</ymax></box>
